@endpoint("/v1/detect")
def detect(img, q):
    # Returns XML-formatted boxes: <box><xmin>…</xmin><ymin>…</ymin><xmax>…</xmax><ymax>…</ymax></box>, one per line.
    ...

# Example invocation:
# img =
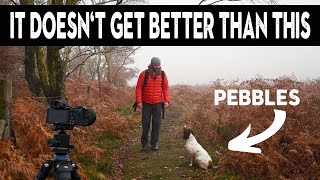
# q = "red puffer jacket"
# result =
<box><xmin>136</xmin><ymin>69</ymin><xmax>170</xmax><ymax>104</ymax></box>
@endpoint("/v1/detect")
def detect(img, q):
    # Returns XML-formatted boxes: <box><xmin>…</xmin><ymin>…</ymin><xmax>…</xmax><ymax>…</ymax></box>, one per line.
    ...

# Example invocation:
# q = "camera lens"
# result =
<box><xmin>85</xmin><ymin>109</ymin><xmax>96</xmax><ymax>126</ymax></box>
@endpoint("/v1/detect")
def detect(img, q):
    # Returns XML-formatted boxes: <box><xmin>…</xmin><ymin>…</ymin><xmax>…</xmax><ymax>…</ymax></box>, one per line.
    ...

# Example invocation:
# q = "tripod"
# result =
<box><xmin>35</xmin><ymin>126</ymin><xmax>80</xmax><ymax>180</ymax></box>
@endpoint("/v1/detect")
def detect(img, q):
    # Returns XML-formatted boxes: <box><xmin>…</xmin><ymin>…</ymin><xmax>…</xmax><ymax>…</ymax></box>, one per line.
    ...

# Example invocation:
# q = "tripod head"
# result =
<box><xmin>47</xmin><ymin>125</ymin><xmax>75</xmax><ymax>155</ymax></box>
<box><xmin>35</xmin><ymin>125</ymin><xmax>80</xmax><ymax>180</ymax></box>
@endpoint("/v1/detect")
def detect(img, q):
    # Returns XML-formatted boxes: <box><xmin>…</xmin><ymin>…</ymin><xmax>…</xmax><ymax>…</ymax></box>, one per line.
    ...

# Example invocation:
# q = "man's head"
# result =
<box><xmin>150</xmin><ymin>57</ymin><xmax>161</xmax><ymax>72</ymax></box>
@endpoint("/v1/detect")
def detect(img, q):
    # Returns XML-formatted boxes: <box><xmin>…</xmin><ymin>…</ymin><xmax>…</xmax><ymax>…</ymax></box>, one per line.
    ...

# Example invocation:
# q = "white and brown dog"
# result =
<box><xmin>183</xmin><ymin>126</ymin><xmax>213</xmax><ymax>170</ymax></box>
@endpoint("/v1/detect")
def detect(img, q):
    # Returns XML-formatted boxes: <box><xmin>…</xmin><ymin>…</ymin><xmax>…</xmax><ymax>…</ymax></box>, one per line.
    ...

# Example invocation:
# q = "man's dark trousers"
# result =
<box><xmin>141</xmin><ymin>102</ymin><xmax>162</xmax><ymax>147</ymax></box>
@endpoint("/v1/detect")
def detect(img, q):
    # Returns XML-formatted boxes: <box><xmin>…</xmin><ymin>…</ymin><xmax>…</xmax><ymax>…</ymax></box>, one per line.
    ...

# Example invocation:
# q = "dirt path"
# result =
<box><xmin>119</xmin><ymin>110</ymin><xmax>219</xmax><ymax>180</ymax></box>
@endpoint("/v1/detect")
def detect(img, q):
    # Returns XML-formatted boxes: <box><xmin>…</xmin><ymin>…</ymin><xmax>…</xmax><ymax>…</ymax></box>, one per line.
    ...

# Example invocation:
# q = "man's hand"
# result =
<box><xmin>164</xmin><ymin>102</ymin><xmax>169</xmax><ymax>108</ymax></box>
<box><xmin>137</xmin><ymin>103</ymin><xmax>143</xmax><ymax>109</ymax></box>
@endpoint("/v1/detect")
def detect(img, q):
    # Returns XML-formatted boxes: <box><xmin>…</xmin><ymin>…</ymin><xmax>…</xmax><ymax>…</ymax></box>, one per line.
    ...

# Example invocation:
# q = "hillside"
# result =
<box><xmin>1</xmin><ymin>76</ymin><xmax>320</xmax><ymax>179</ymax></box>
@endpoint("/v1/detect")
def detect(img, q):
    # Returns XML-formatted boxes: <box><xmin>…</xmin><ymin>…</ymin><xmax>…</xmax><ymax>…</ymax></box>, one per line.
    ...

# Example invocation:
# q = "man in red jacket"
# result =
<box><xmin>136</xmin><ymin>57</ymin><xmax>170</xmax><ymax>151</ymax></box>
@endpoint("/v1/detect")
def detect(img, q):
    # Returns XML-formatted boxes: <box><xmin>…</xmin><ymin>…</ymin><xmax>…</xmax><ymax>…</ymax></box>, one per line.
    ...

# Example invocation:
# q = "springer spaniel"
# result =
<box><xmin>183</xmin><ymin>126</ymin><xmax>213</xmax><ymax>170</ymax></box>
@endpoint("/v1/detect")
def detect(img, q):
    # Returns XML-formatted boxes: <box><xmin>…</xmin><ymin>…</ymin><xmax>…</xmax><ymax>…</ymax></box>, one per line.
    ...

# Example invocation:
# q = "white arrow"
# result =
<box><xmin>228</xmin><ymin>109</ymin><xmax>286</xmax><ymax>154</ymax></box>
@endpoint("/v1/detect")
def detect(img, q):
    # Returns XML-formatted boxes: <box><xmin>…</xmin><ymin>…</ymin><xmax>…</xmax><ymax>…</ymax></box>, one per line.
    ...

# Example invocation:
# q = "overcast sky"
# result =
<box><xmin>130</xmin><ymin>0</ymin><xmax>320</xmax><ymax>85</ymax></box>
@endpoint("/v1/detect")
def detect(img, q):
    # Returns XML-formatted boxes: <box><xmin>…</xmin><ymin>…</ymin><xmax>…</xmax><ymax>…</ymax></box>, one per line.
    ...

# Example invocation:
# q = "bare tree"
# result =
<box><xmin>64</xmin><ymin>46</ymin><xmax>140</xmax><ymax>87</ymax></box>
<box><xmin>199</xmin><ymin>0</ymin><xmax>278</xmax><ymax>5</ymax></box>
<box><xmin>84</xmin><ymin>0</ymin><xmax>146</xmax><ymax>5</ymax></box>
<box><xmin>21</xmin><ymin>0</ymin><xmax>143</xmax><ymax>103</ymax></box>
<box><xmin>0</xmin><ymin>0</ymin><xmax>18</xmax><ymax>5</ymax></box>
<box><xmin>111</xmin><ymin>46</ymin><xmax>140</xmax><ymax>85</ymax></box>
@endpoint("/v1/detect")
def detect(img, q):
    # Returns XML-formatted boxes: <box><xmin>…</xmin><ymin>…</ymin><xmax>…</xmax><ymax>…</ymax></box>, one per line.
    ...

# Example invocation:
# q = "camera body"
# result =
<box><xmin>46</xmin><ymin>100</ymin><xmax>96</xmax><ymax>128</ymax></box>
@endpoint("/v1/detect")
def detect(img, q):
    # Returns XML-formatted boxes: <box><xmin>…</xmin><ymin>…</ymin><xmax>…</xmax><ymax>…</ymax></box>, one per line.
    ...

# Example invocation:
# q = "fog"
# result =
<box><xmin>129</xmin><ymin>0</ymin><xmax>320</xmax><ymax>85</ymax></box>
<box><xmin>130</xmin><ymin>46</ymin><xmax>320</xmax><ymax>85</ymax></box>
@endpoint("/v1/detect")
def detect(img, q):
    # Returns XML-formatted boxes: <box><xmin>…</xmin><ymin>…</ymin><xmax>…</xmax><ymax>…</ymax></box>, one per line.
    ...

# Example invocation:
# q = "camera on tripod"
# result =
<box><xmin>46</xmin><ymin>100</ymin><xmax>96</xmax><ymax>130</ymax></box>
<box><xmin>46</xmin><ymin>100</ymin><xmax>96</xmax><ymax>154</ymax></box>
<box><xmin>35</xmin><ymin>100</ymin><xmax>96</xmax><ymax>180</ymax></box>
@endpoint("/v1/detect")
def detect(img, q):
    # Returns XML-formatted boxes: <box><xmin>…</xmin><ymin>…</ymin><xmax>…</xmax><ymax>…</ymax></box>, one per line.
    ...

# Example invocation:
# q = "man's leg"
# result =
<box><xmin>151</xmin><ymin>103</ymin><xmax>162</xmax><ymax>150</ymax></box>
<box><xmin>141</xmin><ymin>103</ymin><xmax>152</xmax><ymax>150</ymax></box>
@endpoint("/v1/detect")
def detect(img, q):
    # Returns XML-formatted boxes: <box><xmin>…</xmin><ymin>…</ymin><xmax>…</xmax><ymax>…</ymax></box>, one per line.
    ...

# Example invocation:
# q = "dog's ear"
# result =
<box><xmin>183</xmin><ymin>127</ymin><xmax>192</xmax><ymax>140</ymax></box>
<box><xmin>190</xmin><ymin>129</ymin><xmax>194</xmax><ymax>135</ymax></box>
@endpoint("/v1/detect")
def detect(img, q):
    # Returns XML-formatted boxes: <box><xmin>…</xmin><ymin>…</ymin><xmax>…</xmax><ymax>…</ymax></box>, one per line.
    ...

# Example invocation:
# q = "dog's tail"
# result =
<box><xmin>208</xmin><ymin>160</ymin><xmax>213</xmax><ymax>169</ymax></box>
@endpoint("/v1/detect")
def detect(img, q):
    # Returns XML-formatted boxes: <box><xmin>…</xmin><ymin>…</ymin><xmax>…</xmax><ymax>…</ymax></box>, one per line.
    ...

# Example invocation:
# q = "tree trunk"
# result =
<box><xmin>47</xmin><ymin>46</ymin><xmax>66</xmax><ymax>103</ymax></box>
<box><xmin>20</xmin><ymin>0</ymin><xmax>34</xmax><ymax>5</ymax></box>
<box><xmin>66</xmin><ymin>0</ymin><xmax>78</xmax><ymax>5</ymax></box>
<box><xmin>52</xmin><ymin>0</ymin><xmax>63</xmax><ymax>4</ymax></box>
<box><xmin>78</xmin><ymin>46</ymin><xmax>83</xmax><ymax>77</ymax></box>
<box><xmin>78</xmin><ymin>66</ymin><xmax>83</xmax><ymax>77</ymax></box>
<box><xmin>24</xmin><ymin>46</ymin><xmax>43</xmax><ymax>96</ymax></box>
<box><xmin>35</xmin><ymin>46</ymin><xmax>51</xmax><ymax>102</ymax></box>
<box><xmin>32</xmin><ymin>46</ymin><xmax>66</xmax><ymax>104</ymax></box>
<box><xmin>21</xmin><ymin>0</ymin><xmax>42</xmax><ymax>98</ymax></box>
<box><xmin>0</xmin><ymin>79</ymin><xmax>12</xmax><ymax>140</ymax></box>
<box><xmin>97</xmin><ymin>55</ymin><xmax>102</xmax><ymax>98</ymax></box>
<box><xmin>104</xmin><ymin>47</ymin><xmax>113</xmax><ymax>84</ymax></box>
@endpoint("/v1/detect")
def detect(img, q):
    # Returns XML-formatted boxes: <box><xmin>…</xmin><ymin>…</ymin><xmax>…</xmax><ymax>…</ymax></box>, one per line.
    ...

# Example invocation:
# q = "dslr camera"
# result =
<box><xmin>46</xmin><ymin>100</ymin><xmax>96</xmax><ymax>130</ymax></box>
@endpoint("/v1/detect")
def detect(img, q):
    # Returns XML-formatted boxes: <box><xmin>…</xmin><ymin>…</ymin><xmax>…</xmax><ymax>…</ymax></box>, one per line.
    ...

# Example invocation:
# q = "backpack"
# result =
<box><xmin>143</xmin><ymin>69</ymin><xmax>165</xmax><ymax>90</ymax></box>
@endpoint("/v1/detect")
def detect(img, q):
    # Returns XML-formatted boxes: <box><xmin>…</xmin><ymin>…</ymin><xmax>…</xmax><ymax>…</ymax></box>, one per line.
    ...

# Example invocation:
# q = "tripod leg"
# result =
<box><xmin>70</xmin><ymin>160</ymin><xmax>81</xmax><ymax>180</ymax></box>
<box><xmin>34</xmin><ymin>160</ymin><xmax>54</xmax><ymax>180</ymax></box>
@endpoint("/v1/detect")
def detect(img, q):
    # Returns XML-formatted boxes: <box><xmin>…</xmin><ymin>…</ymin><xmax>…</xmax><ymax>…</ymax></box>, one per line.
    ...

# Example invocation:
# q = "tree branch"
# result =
<box><xmin>94</xmin><ymin>0</ymin><xmax>117</xmax><ymax>5</ymax></box>
<box><xmin>199</xmin><ymin>0</ymin><xmax>206</xmax><ymax>5</ymax></box>
<box><xmin>116</xmin><ymin>0</ymin><xmax>123</xmax><ymax>5</ymax></box>
<box><xmin>113</xmin><ymin>46</ymin><xmax>141</xmax><ymax>82</ymax></box>
<box><xmin>199</xmin><ymin>0</ymin><xmax>241</xmax><ymax>5</ymax></box>
<box><xmin>209</xmin><ymin>0</ymin><xmax>241</xmax><ymax>5</ymax></box>
<box><xmin>10</xmin><ymin>0</ymin><xmax>18</xmax><ymax>5</ymax></box>
<box><xmin>66</xmin><ymin>49</ymin><xmax>92</xmax><ymax>63</ymax></box>
<box><xmin>65</xmin><ymin>53</ymin><xmax>96</xmax><ymax>79</ymax></box>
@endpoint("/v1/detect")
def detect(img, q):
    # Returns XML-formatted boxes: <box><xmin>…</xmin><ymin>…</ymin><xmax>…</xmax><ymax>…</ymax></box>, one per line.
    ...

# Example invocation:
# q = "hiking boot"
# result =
<box><xmin>151</xmin><ymin>145</ymin><xmax>158</xmax><ymax>151</ymax></box>
<box><xmin>141</xmin><ymin>145</ymin><xmax>147</xmax><ymax>152</ymax></box>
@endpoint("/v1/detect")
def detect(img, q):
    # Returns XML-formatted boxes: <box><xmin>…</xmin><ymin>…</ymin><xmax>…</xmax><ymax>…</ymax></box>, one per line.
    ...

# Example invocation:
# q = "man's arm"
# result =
<box><xmin>162</xmin><ymin>74</ymin><xmax>170</xmax><ymax>107</ymax></box>
<box><xmin>136</xmin><ymin>71</ymin><xmax>145</xmax><ymax>105</ymax></box>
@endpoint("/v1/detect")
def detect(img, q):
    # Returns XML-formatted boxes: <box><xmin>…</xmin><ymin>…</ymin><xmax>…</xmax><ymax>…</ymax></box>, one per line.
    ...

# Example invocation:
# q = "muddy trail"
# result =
<box><xmin>114</xmin><ymin>110</ymin><xmax>221</xmax><ymax>180</ymax></box>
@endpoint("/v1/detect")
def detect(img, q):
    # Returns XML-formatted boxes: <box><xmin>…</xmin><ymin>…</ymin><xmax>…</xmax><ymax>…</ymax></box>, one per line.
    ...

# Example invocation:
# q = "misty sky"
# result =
<box><xmin>130</xmin><ymin>0</ymin><xmax>320</xmax><ymax>85</ymax></box>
